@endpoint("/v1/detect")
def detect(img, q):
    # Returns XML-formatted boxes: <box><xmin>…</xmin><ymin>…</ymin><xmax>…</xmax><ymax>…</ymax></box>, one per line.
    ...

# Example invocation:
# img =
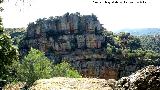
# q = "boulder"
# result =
<box><xmin>115</xmin><ymin>65</ymin><xmax>160</xmax><ymax>90</ymax></box>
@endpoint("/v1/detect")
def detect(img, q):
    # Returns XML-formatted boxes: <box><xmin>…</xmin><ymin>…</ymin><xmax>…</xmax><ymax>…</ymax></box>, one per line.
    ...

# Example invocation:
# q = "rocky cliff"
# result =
<box><xmin>20</xmin><ymin>13</ymin><xmax>112</xmax><ymax>79</ymax></box>
<box><xmin>19</xmin><ymin>13</ymin><xmax>160</xmax><ymax>80</ymax></box>
<box><xmin>20</xmin><ymin>12</ymin><xmax>105</xmax><ymax>59</ymax></box>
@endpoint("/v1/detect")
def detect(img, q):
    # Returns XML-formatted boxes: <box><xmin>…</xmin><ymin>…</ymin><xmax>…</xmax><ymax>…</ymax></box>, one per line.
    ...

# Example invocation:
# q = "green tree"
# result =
<box><xmin>52</xmin><ymin>61</ymin><xmax>82</xmax><ymax>78</ymax></box>
<box><xmin>0</xmin><ymin>16</ymin><xmax>18</xmax><ymax>85</ymax></box>
<box><xmin>16</xmin><ymin>48</ymin><xmax>53</xmax><ymax>86</ymax></box>
<box><xmin>117</xmin><ymin>32</ymin><xmax>141</xmax><ymax>50</ymax></box>
<box><xmin>138</xmin><ymin>35</ymin><xmax>160</xmax><ymax>53</ymax></box>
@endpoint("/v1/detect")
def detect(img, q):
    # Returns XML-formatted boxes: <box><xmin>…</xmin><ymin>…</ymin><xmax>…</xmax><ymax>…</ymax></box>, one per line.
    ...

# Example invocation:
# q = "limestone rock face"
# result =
<box><xmin>20</xmin><ymin>13</ymin><xmax>159</xmax><ymax>80</ymax></box>
<box><xmin>20</xmin><ymin>13</ymin><xmax>112</xmax><ymax>79</ymax></box>
<box><xmin>20</xmin><ymin>13</ymin><xmax>104</xmax><ymax>53</ymax></box>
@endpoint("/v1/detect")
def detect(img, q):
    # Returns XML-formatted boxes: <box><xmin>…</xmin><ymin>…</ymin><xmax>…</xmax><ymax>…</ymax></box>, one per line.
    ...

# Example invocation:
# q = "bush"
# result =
<box><xmin>16</xmin><ymin>48</ymin><xmax>53</xmax><ymax>86</ymax></box>
<box><xmin>52</xmin><ymin>61</ymin><xmax>82</xmax><ymax>78</ymax></box>
<box><xmin>15</xmin><ymin>48</ymin><xmax>81</xmax><ymax>87</ymax></box>
<box><xmin>0</xmin><ymin>17</ymin><xmax>18</xmax><ymax>86</ymax></box>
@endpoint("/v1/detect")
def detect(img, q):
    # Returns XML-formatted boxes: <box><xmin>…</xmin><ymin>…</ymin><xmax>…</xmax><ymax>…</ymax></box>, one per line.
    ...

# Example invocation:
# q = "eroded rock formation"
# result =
<box><xmin>19</xmin><ymin>13</ymin><xmax>160</xmax><ymax>80</ymax></box>
<box><xmin>20</xmin><ymin>13</ymin><xmax>115</xmax><ymax>79</ymax></box>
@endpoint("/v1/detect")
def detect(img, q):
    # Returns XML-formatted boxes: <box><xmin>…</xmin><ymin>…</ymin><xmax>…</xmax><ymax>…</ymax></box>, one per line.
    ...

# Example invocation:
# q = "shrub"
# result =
<box><xmin>16</xmin><ymin>48</ymin><xmax>81</xmax><ymax>87</ymax></box>
<box><xmin>0</xmin><ymin>17</ymin><xmax>18</xmax><ymax>86</ymax></box>
<box><xmin>16</xmin><ymin>48</ymin><xmax>53</xmax><ymax>86</ymax></box>
<box><xmin>52</xmin><ymin>61</ymin><xmax>82</xmax><ymax>78</ymax></box>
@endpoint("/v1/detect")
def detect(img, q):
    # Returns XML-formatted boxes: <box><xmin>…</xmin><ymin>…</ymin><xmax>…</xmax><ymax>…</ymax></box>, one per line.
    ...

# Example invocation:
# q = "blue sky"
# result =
<box><xmin>1</xmin><ymin>0</ymin><xmax>160</xmax><ymax>31</ymax></box>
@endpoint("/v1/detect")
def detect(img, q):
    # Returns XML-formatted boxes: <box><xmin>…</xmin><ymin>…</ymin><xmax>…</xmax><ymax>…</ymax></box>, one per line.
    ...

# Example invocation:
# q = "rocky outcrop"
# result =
<box><xmin>19</xmin><ymin>13</ymin><xmax>160</xmax><ymax>80</ymax></box>
<box><xmin>115</xmin><ymin>65</ymin><xmax>160</xmax><ymax>90</ymax></box>
<box><xmin>30</xmin><ymin>77</ymin><xmax>112</xmax><ymax>90</ymax></box>
<box><xmin>20</xmin><ymin>13</ymin><xmax>114</xmax><ymax>79</ymax></box>
<box><xmin>20</xmin><ymin>13</ymin><xmax>105</xmax><ymax>60</ymax></box>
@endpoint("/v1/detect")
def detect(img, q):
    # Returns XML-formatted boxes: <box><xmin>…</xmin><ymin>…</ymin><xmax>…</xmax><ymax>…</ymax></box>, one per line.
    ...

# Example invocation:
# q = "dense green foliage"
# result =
<box><xmin>103</xmin><ymin>31</ymin><xmax>160</xmax><ymax>62</ymax></box>
<box><xmin>137</xmin><ymin>34</ymin><xmax>160</xmax><ymax>53</ymax></box>
<box><xmin>15</xmin><ymin>48</ymin><xmax>81</xmax><ymax>86</ymax></box>
<box><xmin>15</xmin><ymin>48</ymin><xmax>53</xmax><ymax>86</ymax></box>
<box><xmin>52</xmin><ymin>61</ymin><xmax>82</xmax><ymax>78</ymax></box>
<box><xmin>0</xmin><ymin>17</ymin><xmax>18</xmax><ymax>85</ymax></box>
